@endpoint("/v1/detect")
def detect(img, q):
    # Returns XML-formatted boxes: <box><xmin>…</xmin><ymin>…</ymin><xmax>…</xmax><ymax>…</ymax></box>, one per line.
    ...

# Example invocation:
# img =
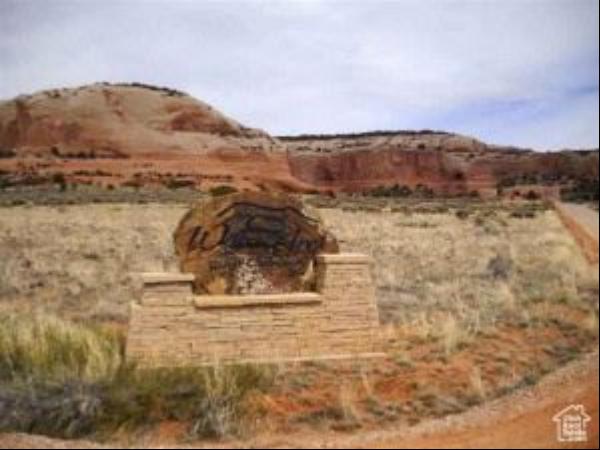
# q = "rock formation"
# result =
<box><xmin>0</xmin><ymin>82</ymin><xmax>279</xmax><ymax>156</ymax></box>
<box><xmin>0</xmin><ymin>83</ymin><xmax>597</xmax><ymax>197</ymax></box>
<box><xmin>283</xmin><ymin>132</ymin><xmax>598</xmax><ymax>197</ymax></box>
<box><xmin>173</xmin><ymin>192</ymin><xmax>339</xmax><ymax>295</ymax></box>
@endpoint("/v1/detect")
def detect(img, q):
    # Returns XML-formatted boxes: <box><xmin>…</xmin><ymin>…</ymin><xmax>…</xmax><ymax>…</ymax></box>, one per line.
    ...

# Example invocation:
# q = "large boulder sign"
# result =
<box><xmin>174</xmin><ymin>192</ymin><xmax>339</xmax><ymax>295</ymax></box>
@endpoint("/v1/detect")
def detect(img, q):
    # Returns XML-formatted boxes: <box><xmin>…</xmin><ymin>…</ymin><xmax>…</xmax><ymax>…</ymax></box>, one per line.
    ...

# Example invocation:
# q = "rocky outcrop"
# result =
<box><xmin>173</xmin><ymin>192</ymin><xmax>339</xmax><ymax>295</ymax></box>
<box><xmin>0</xmin><ymin>84</ymin><xmax>597</xmax><ymax>197</ymax></box>
<box><xmin>288</xmin><ymin>147</ymin><xmax>496</xmax><ymax>195</ymax></box>
<box><xmin>284</xmin><ymin>132</ymin><xmax>598</xmax><ymax>197</ymax></box>
<box><xmin>283</xmin><ymin>131</ymin><xmax>497</xmax><ymax>195</ymax></box>
<box><xmin>280</xmin><ymin>130</ymin><xmax>487</xmax><ymax>154</ymax></box>
<box><xmin>0</xmin><ymin>83</ymin><xmax>281</xmax><ymax>157</ymax></box>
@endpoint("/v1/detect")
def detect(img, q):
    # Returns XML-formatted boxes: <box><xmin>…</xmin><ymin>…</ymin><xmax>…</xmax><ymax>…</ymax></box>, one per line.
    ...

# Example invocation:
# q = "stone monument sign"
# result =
<box><xmin>173</xmin><ymin>192</ymin><xmax>339</xmax><ymax>295</ymax></box>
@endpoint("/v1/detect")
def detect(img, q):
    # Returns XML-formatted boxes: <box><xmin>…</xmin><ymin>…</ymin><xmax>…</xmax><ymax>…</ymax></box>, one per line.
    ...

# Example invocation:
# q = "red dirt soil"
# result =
<box><xmin>555</xmin><ymin>202</ymin><xmax>600</xmax><ymax>265</ymax></box>
<box><xmin>1</xmin><ymin>352</ymin><xmax>596</xmax><ymax>449</ymax></box>
<box><xmin>356</xmin><ymin>355</ymin><xmax>599</xmax><ymax>450</ymax></box>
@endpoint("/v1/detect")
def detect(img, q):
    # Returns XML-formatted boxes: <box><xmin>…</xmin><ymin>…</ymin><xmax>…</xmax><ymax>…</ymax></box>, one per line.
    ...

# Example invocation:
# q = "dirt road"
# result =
<box><xmin>249</xmin><ymin>352</ymin><xmax>599</xmax><ymax>449</ymax></box>
<box><xmin>355</xmin><ymin>355</ymin><xmax>599</xmax><ymax>449</ymax></box>
<box><xmin>558</xmin><ymin>203</ymin><xmax>599</xmax><ymax>241</ymax></box>
<box><xmin>555</xmin><ymin>202</ymin><xmax>600</xmax><ymax>265</ymax></box>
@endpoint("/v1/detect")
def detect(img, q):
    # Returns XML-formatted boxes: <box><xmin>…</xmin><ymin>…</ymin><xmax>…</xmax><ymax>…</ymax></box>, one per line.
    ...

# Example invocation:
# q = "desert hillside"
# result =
<box><xmin>0</xmin><ymin>82</ymin><xmax>280</xmax><ymax>157</ymax></box>
<box><xmin>0</xmin><ymin>83</ymin><xmax>598</xmax><ymax>199</ymax></box>
<box><xmin>0</xmin><ymin>83</ymin><xmax>312</xmax><ymax>192</ymax></box>
<box><xmin>0</xmin><ymin>84</ymin><xmax>598</xmax><ymax>448</ymax></box>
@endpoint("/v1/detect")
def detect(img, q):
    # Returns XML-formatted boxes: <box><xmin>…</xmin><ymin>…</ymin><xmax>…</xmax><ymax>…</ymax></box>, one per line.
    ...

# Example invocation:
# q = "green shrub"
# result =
<box><xmin>0</xmin><ymin>382</ymin><xmax>103</xmax><ymax>438</ymax></box>
<box><xmin>487</xmin><ymin>254</ymin><xmax>513</xmax><ymax>280</ymax></box>
<box><xmin>414</xmin><ymin>184</ymin><xmax>435</xmax><ymax>198</ymax></box>
<box><xmin>455</xmin><ymin>209</ymin><xmax>471</xmax><ymax>220</ymax></box>
<box><xmin>0</xmin><ymin>172</ymin><xmax>12</xmax><ymax>189</ymax></box>
<box><xmin>368</xmin><ymin>184</ymin><xmax>413</xmax><ymax>198</ymax></box>
<box><xmin>165</xmin><ymin>178</ymin><xmax>195</xmax><ymax>190</ymax></box>
<box><xmin>209</xmin><ymin>185</ymin><xmax>238</xmax><ymax>197</ymax></box>
<box><xmin>510</xmin><ymin>206</ymin><xmax>537</xmax><ymax>219</ymax></box>
<box><xmin>51</xmin><ymin>173</ymin><xmax>68</xmax><ymax>191</ymax></box>
<box><xmin>99</xmin><ymin>363</ymin><xmax>273</xmax><ymax>437</ymax></box>
<box><xmin>561</xmin><ymin>179</ymin><xmax>600</xmax><ymax>203</ymax></box>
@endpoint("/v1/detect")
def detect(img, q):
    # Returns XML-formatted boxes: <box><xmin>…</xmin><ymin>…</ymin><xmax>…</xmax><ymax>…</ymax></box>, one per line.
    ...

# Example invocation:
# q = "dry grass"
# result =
<box><xmin>337</xmin><ymin>381</ymin><xmax>362</xmax><ymax>429</ymax></box>
<box><xmin>583</xmin><ymin>309</ymin><xmax>599</xmax><ymax>337</ymax></box>
<box><xmin>260</xmin><ymin>313</ymin><xmax>596</xmax><ymax>434</ymax></box>
<box><xmin>0</xmin><ymin>200</ymin><xmax>597</xmax><ymax>441</ymax></box>
<box><xmin>469</xmin><ymin>366</ymin><xmax>487</xmax><ymax>401</ymax></box>
<box><xmin>320</xmin><ymin>203</ymin><xmax>597</xmax><ymax>333</ymax></box>
<box><xmin>437</xmin><ymin>314</ymin><xmax>474</xmax><ymax>356</ymax></box>
<box><xmin>0</xmin><ymin>313</ymin><xmax>274</xmax><ymax>440</ymax></box>
<box><xmin>0</xmin><ymin>204</ymin><xmax>187</xmax><ymax>320</ymax></box>
<box><xmin>0</xmin><ymin>313</ymin><xmax>121</xmax><ymax>383</ymax></box>
<box><xmin>0</xmin><ymin>200</ymin><xmax>595</xmax><ymax>341</ymax></box>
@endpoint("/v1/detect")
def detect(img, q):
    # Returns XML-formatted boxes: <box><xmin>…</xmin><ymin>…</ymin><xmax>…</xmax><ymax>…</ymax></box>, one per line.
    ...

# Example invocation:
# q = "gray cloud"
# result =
<box><xmin>0</xmin><ymin>0</ymin><xmax>598</xmax><ymax>149</ymax></box>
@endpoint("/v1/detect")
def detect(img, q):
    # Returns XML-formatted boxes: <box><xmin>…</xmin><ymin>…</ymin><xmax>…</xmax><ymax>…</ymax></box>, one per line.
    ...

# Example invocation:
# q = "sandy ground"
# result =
<box><xmin>353</xmin><ymin>352</ymin><xmax>599</xmax><ymax>449</ymax></box>
<box><xmin>555</xmin><ymin>202</ymin><xmax>600</xmax><ymax>266</ymax></box>
<box><xmin>559</xmin><ymin>203</ymin><xmax>599</xmax><ymax>241</ymax></box>
<box><xmin>255</xmin><ymin>352</ymin><xmax>600</xmax><ymax>449</ymax></box>
<box><xmin>0</xmin><ymin>352</ymin><xmax>597</xmax><ymax>449</ymax></box>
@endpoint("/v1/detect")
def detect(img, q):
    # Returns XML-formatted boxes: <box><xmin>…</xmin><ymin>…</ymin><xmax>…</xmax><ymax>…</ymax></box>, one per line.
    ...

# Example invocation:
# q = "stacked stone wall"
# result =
<box><xmin>126</xmin><ymin>254</ymin><xmax>383</xmax><ymax>366</ymax></box>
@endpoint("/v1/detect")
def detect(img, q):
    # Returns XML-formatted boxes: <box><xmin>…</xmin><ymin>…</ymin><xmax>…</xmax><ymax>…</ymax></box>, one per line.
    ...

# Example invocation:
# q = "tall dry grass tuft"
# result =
<box><xmin>583</xmin><ymin>309</ymin><xmax>599</xmax><ymax>338</ymax></box>
<box><xmin>437</xmin><ymin>314</ymin><xmax>473</xmax><ymax>356</ymax></box>
<box><xmin>0</xmin><ymin>313</ymin><xmax>275</xmax><ymax>440</ymax></box>
<box><xmin>0</xmin><ymin>313</ymin><xmax>122</xmax><ymax>383</ymax></box>
<box><xmin>190</xmin><ymin>362</ymin><xmax>276</xmax><ymax>438</ymax></box>
<box><xmin>469</xmin><ymin>366</ymin><xmax>487</xmax><ymax>400</ymax></box>
<box><xmin>338</xmin><ymin>381</ymin><xmax>362</xmax><ymax>428</ymax></box>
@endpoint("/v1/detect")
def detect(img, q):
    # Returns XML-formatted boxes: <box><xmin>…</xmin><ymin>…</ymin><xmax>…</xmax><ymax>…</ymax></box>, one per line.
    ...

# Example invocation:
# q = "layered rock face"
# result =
<box><xmin>284</xmin><ymin>132</ymin><xmax>496</xmax><ymax>195</ymax></box>
<box><xmin>481</xmin><ymin>149</ymin><xmax>600</xmax><ymax>184</ymax></box>
<box><xmin>283</xmin><ymin>132</ymin><xmax>598</xmax><ymax>196</ymax></box>
<box><xmin>173</xmin><ymin>192</ymin><xmax>339</xmax><ymax>295</ymax></box>
<box><xmin>1</xmin><ymin>83</ymin><xmax>597</xmax><ymax>197</ymax></box>
<box><xmin>281</xmin><ymin>130</ymin><xmax>487</xmax><ymax>155</ymax></box>
<box><xmin>288</xmin><ymin>148</ymin><xmax>496</xmax><ymax>195</ymax></box>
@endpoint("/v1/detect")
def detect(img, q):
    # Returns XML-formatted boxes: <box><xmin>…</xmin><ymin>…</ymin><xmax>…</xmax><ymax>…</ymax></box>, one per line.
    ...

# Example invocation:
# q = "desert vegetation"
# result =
<box><xmin>278</xmin><ymin>129</ymin><xmax>452</xmax><ymax>141</ymax></box>
<box><xmin>208</xmin><ymin>184</ymin><xmax>239</xmax><ymax>197</ymax></box>
<box><xmin>0</xmin><ymin>184</ymin><xmax>203</xmax><ymax>207</ymax></box>
<box><xmin>0</xmin><ymin>198</ymin><xmax>596</xmax><ymax>323</ymax></box>
<box><xmin>319</xmin><ymin>199</ymin><xmax>597</xmax><ymax>326</ymax></box>
<box><xmin>561</xmin><ymin>179</ymin><xmax>600</xmax><ymax>203</ymax></box>
<box><xmin>249</xmin><ymin>199</ymin><xmax>598</xmax><ymax>434</ymax></box>
<box><xmin>0</xmin><ymin>197</ymin><xmax>598</xmax><ymax>443</ymax></box>
<box><xmin>0</xmin><ymin>313</ymin><xmax>275</xmax><ymax>439</ymax></box>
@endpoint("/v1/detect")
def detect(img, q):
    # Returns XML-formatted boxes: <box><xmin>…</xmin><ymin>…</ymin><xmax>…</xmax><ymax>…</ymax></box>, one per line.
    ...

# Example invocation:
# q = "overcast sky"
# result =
<box><xmin>0</xmin><ymin>0</ymin><xmax>598</xmax><ymax>150</ymax></box>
